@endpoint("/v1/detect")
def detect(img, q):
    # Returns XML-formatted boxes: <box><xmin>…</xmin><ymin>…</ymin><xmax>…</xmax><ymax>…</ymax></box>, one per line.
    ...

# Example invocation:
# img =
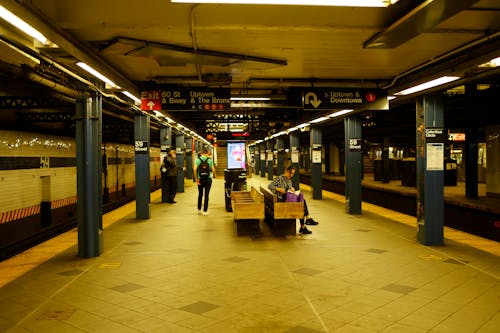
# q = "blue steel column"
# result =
<box><xmin>310</xmin><ymin>126</ymin><xmax>323</xmax><ymax>199</ymax></box>
<box><xmin>160</xmin><ymin>125</ymin><xmax>170</xmax><ymax>203</ymax></box>
<box><xmin>266</xmin><ymin>140</ymin><xmax>274</xmax><ymax>180</ymax></box>
<box><xmin>175</xmin><ymin>134</ymin><xmax>185</xmax><ymax>192</ymax></box>
<box><xmin>254</xmin><ymin>146</ymin><xmax>260</xmax><ymax>175</ymax></box>
<box><xmin>382</xmin><ymin>136</ymin><xmax>390</xmax><ymax>183</ymax></box>
<box><xmin>416</xmin><ymin>95</ymin><xmax>444</xmax><ymax>245</ymax></box>
<box><xmin>345</xmin><ymin>115</ymin><xmax>362</xmax><ymax>214</ymax></box>
<box><xmin>260</xmin><ymin>143</ymin><xmax>266</xmax><ymax>177</ymax></box>
<box><xmin>185</xmin><ymin>136</ymin><xmax>193</xmax><ymax>180</ymax></box>
<box><xmin>194</xmin><ymin>140</ymin><xmax>200</xmax><ymax>156</ymax></box>
<box><xmin>160</xmin><ymin>125</ymin><xmax>172</xmax><ymax>152</ymax></box>
<box><xmin>276</xmin><ymin>137</ymin><xmax>285</xmax><ymax>175</ymax></box>
<box><xmin>76</xmin><ymin>90</ymin><xmax>103</xmax><ymax>258</ymax></box>
<box><xmin>135</xmin><ymin>113</ymin><xmax>150</xmax><ymax>219</ymax></box>
<box><xmin>465</xmin><ymin>128</ymin><xmax>478</xmax><ymax>198</ymax></box>
<box><xmin>289</xmin><ymin>133</ymin><xmax>300</xmax><ymax>190</ymax></box>
<box><xmin>464</xmin><ymin>84</ymin><xmax>478</xmax><ymax>198</ymax></box>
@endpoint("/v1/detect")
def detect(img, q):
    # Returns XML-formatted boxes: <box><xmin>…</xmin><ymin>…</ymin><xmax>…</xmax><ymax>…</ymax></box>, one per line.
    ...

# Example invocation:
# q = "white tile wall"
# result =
<box><xmin>0</xmin><ymin>131</ymin><xmax>163</xmax><ymax>213</ymax></box>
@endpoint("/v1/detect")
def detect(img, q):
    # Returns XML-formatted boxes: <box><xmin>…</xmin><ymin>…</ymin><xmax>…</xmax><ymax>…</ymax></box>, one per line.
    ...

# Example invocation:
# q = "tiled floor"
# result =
<box><xmin>0</xmin><ymin>176</ymin><xmax>499</xmax><ymax>333</ymax></box>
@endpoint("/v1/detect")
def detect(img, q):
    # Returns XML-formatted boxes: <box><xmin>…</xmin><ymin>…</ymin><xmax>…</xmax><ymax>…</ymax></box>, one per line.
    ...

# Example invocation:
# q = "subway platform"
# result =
<box><xmin>0</xmin><ymin>176</ymin><xmax>499</xmax><ymax>333</ymax></box>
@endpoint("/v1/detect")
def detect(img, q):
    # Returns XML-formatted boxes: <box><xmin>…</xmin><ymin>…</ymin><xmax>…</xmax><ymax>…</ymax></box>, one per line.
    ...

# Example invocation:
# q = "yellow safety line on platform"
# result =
<box><xmin>301</xmin><ymin>184</ymin><xmax>499</xmax><ymax>257</ymax></box>
<box><xmin>0</xmin><ymin>190</ymin><xmax>161</xmax><ymax>288</ymax></box>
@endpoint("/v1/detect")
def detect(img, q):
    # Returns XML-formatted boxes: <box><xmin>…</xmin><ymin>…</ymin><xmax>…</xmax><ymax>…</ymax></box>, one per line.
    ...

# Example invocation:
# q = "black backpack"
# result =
<box><xmin>198</xmin><ymin>157</ymin><xmax>210</xmax><ymax>179</ymax></box>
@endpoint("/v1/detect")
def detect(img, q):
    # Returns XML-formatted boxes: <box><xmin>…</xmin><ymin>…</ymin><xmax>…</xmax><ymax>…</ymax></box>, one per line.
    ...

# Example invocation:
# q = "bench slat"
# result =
<box><xmin>231</xmin><ymin>186</ymin><xmax>265</xmax><ymax>221</ymax></box>
<box><xmin>233</xmin><ymin>202</ymin><xmax>265</xmax><ymax>220</ymax></box>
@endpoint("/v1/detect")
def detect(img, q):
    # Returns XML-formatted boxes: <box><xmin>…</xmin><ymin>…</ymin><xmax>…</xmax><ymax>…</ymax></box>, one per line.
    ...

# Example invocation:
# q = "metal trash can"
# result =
<box><xmin>224</xmin><ymin>168</ymin><xmax>247</xmax><ymax>212</ymax></box>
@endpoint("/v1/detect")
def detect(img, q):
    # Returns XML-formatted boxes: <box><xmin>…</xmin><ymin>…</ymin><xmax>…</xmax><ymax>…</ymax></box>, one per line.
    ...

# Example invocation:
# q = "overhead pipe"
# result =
<box><xmin>24</xmin><ymin>69</ymin><xmax>79</xmax><ymax>98</ymax></box>
<box><xmin>247</xmin><ymin>77</ymin><xmax>385</xmax><ymax>88</ymax></box>
<box><xmin>107</xmin><ymin>36</ymin><xmax>287</xmax><ymax>66</ymax></box>
<box><xmin>190</xmin><ymin>4</ymin><xmax>202</xmax><ymax>82</ymax></box>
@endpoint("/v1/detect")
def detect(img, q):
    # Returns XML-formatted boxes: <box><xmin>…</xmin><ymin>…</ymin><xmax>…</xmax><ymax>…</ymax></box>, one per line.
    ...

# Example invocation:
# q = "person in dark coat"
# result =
<box><xmin>161</xmin><ymin>149</ymin><xmax>178</xmax><ymax>203</ymax></box>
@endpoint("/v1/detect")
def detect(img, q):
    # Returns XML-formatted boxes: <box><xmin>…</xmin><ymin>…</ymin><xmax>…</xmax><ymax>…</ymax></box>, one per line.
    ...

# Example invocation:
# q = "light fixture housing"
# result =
<box><xmin>122</xmin><ymin>91</ymin><xmax>141</xmax><ymax>104</ymax></box>
<box><xmin>76</xmin><ymin>62</ymin><xmax>119</xmax><ymax>88</ymax></box>
<box><xmin>479</xmin><ymin>56</ymin><xmax>500</xmax><ymax>68</ymax></box>
<box><xmin>328</xmin><ymin>109</ymin><xmax>353</xmax><ymax>118</ymax></box>
<box><xmin>230</xmin><ymin>97</ymin><xmax>271</xmax><ymax>101</ymax></box>
<box><xmin>394</xmin><ymin>76</ymin><xmax>460</xmax><ymax>96</ymax></box>
<box><xmin>0</xmin><ymin>5</ymin><xmax>48</xmax><ymax>44</ymax></box>
<box><xmin>310</xmin><ymin>116</ymin><xmax>329</xmax><ymax>123</ymax></box>
<box><xmin>171</xmin><ymin>0</ymin><xmax>398</xmax><ymax>7</ymax></box>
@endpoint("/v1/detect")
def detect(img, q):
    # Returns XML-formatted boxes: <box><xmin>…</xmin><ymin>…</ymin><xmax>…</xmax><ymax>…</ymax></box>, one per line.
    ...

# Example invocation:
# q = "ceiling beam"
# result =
<box><xmin>363</xmin><ymin>0</ymin><xmax>480</xmax><ymax>49</ymax></box>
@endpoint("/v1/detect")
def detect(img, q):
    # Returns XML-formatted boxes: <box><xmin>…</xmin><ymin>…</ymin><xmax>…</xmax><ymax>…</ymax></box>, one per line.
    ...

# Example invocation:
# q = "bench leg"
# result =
<box><xmin>235</xmin><ymin>219</ymin><xmax>261</xmax><ymax>236</ymax></box>
<box><xmin>272</xmin><ymin>218</ymin><xmax>296</xmax><ymax>236</ymax></box>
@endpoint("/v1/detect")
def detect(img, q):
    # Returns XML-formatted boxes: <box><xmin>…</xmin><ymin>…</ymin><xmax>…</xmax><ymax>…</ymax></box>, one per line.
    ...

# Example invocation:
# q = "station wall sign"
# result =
<box><xmin>349</xmin><ymin>138</ymin><xmax>362</xmax><ymax>152</ymax></box>
<box><xmin>141</xmin><ymin>86</ymin><xmax>231</xmax><ymax>111</ymax></box>
<box><xmin>134</xmin><ymin>140</ymin><xmax>149</xmax><ymax>154</ymax></box>
<box><xmin>425</xmin><ymin>128</ymin><xmax>444</xmax><ymax>143</ymax></box>
<box><xmin>302</xmin><ymin>88</ymin><xmax>388</xmax><ymax>111</ymax></box>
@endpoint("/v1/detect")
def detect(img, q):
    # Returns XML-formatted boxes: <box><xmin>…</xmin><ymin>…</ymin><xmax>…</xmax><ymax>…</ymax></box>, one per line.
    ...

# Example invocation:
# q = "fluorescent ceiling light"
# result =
<box><xmin>310</xmin><ymin>116</ymin><xmax>329</xmax><ymax>123</ymax></box>
<box><xmin>394</xmin><ymin>76</ymin><xmax>460</xmax><ymax>96</ymax></box>
<box><xmin>479</xmin><ymin>56</ymin><xmax>500</xmax><ymax>68</ymax></box>
<box><xmin>230</xmin><ymin>97</ymin><xmax>271</xmax><ymax>101</ymax></box>
<box><xmin>122</xmin><ymin>91</ymin><xmax>141</xmax><ymax>104</ymax></box>
<box><xmin>328</xmin><ymin>109</ymin><xmax>353</xmax><ymax>118</ymax></box>
<box><xmin>0</xmin><ymin>5</ymin><xmax>49</xmax><ymax>44</ymax></box>
<box><xmin>387</xmin><ymin>96</ymin><xmax>396</xmax><ymax>100</ymax></box>
<box><xmin>171</xmin><ymin>0</ymin><xmax>397</xmax><ymax>7</ymax></box>
<box><xmin>76</xmin><ymin>62</ymin><xmax>118</xmax><ymax>88</ymax></box>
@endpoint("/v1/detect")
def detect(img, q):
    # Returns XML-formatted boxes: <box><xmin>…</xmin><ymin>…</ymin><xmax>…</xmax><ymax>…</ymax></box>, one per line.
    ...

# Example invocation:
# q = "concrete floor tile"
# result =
<box><xmin>1</xmin><ymin>178</ymin><xmax>498</xmax><ymax>332</ymax></box>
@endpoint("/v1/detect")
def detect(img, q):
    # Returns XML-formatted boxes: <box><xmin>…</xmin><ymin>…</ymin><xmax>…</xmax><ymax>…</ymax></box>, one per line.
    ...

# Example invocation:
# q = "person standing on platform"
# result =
<box><xmin>194</xmin><ymin>148</ymin><xmax>216</xmax><ymax>215</ymax></box>
<box><xmin>164</xmin><ymin>149</ymin><xmax>178</xmax><ymax>203</ymax></box>
<box><xmin>268</xmin><ymin>165</ymin><xmax>319</xmax><ymax>234</ymax></box>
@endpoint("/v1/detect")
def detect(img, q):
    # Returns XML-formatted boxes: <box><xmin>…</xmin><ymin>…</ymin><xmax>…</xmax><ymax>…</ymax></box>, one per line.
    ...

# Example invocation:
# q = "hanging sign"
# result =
<box><xmin>302</xmin><ymin>88</ymin><xmax>388</xmax><ymax>111</ymax></box>
<box><xmin>140</xmin><ymin>91</ymin><xmax>162</xmax><ymax>111</ymax></box>
<box><xmin>141</xmin><ymin>86</ymin><xmax>231</xmax><ymax>111</ymax></box>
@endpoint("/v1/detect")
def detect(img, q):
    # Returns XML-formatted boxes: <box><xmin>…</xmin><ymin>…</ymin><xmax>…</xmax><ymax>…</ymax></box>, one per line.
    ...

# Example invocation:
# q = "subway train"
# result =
<box><xmin>0</xmin><ymin>130</ymin><xmax>162</xmax><ymax>260</ymax></box>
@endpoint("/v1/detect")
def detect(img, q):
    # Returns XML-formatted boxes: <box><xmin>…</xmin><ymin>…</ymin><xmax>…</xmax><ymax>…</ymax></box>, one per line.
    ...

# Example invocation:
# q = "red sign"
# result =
<box><xmin>232</xmin><ymin>132</ymin><xmax>250</xmax><ymax>137</ymax></box>
<box><xmin>141</xmin><ymin>91</ymin><xmax>161</xmax><ymax>111</ymax></box>
<box><xmin>365</xmin><ymin>92</ymin><xmax>377</xmax><ymax>103</ymax></box>
<box><xmin>448</xmin><ymin>133</ymin><xmax>466</xmax><ymax>142</ymax></box>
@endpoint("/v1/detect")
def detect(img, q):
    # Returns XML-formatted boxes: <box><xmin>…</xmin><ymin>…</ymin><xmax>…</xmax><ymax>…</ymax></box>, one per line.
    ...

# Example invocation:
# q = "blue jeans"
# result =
<box><xmin>197</xmin><ymin>178</ymin><xmax>212</xmax><ymax>212</ymax></box>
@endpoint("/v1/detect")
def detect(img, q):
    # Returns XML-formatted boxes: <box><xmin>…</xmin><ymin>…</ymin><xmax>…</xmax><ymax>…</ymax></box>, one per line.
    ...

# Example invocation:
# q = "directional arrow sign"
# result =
<box><xmin>302</xmin><ymin>88</ymin><xmax>388</xmax><ymax>111</ymax></box>
<box><xmin>140</xmin><ymin>91</ymin><xmax>161</xmax><ymax>111</ymax></box>
<box><xmin>304</xmin><ymin>92</ymin><xmax>322</xmax><ymax>108</ymax></box>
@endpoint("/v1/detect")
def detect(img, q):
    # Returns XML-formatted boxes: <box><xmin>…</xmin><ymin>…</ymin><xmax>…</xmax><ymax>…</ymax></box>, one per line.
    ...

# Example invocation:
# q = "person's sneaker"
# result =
<box><xmin>305</xmin><ymin>218</ymin><xmax>318</xmax><ymax>225</ymax></box>
<box><xmin>202</xmin><ymin>211</ymin><xmax>208</xmax><ymax>216</ymax></box>
<box><xmin>198</xmin><ymin>210</ymin><xmax>202</xmax><ymax>215</ymax></box>
<box><xmin>299</xmin><ymin>227</ymin><xmax>312</xmax><ymax>234</ymax></box>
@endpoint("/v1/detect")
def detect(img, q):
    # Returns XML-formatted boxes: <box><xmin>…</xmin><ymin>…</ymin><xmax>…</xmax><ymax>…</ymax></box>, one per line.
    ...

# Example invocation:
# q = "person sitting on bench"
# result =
<box><xmin>268</xmin><ymin>165</ymin><xmax>319</xmax><ymax>234</ymax></box>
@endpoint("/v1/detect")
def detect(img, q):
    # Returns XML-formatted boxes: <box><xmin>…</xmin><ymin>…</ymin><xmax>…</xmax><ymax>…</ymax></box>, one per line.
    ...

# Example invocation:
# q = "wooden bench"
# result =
<box><xmin>231</xmin><ymin>186</ymin><xmax>264</xmax><ymax>236</ymax></box>
<box><xmin>260</xmin><ymin>186</ymin><xmax>304</xmax><ymax>236</ymax></box>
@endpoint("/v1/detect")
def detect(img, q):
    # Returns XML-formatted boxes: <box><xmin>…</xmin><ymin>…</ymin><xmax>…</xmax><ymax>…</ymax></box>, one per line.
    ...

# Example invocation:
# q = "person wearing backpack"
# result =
<box><xmin>194</xmin><ymin>148</ymin><xmax>216</xmax><ymax>215</ymax></box>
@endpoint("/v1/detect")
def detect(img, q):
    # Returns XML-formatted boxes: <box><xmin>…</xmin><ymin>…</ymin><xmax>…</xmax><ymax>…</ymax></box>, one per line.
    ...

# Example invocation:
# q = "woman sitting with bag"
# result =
<box><xmin>268</xmin><ymin>165</ymin><xmax>319</xmax><ymax>234</ymax></box>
